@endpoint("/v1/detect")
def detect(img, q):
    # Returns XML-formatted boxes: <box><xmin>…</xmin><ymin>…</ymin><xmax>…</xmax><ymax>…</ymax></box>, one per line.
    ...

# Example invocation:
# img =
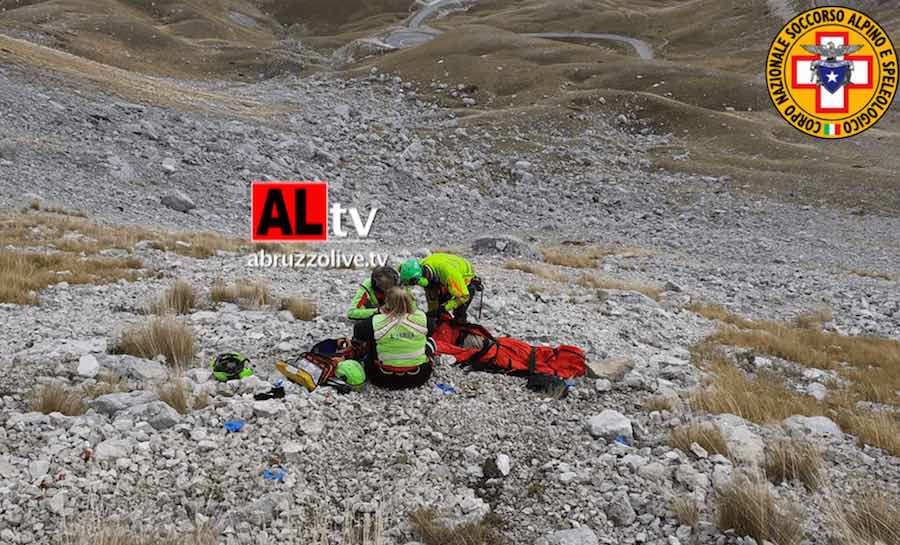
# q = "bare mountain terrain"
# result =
<box><xmin>0</xmin><ymin>1</ymin><xmax>899</xmax><ymax>545</ymax></box>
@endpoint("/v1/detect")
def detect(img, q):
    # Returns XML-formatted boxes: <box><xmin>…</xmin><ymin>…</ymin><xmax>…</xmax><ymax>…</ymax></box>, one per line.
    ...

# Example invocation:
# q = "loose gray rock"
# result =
<box><xmin>540</xmin><ymin>527</ymin><xmax>600</xmax><ymax>545</ymax></box>
<box><xmin>715</xmin><ymin>416</ymin><xmax>765</xmax><ymax>466</ymax></box>
<box><xmin>94</xmin><ymin>439</ymin><xmax>134</xmax><ymax>461</ymax></box>
<box><xmin>782</xmin><ymin>415</ymin><xmax>842</xmax><ymax>438</ymax></box>
<box><xmin>77</xmin><ymin>354</ymin><xmax>100</xmax><ymax>378</ymax></box>
<box><xmin>606</xmin><ymin>493</ymin><xmax>637</xmax><ymax>526</ymax></box>
<box><xmin>161</xmin><ymin>190</ymin><xmax>195</xmax><ymax>213</ymax></box>
<box><xmin>586</xmin><ymin>410</ymin><xmax>633</xmax><ymax>443</ymax></box>
<box><xmin>471</xmin><ymin>235</ymin><xmax>538</xmax><ymax>259</ymax></box>
<box><xmin>586</xmin><ymin>357</ymin><xmax>634</xmax><ymax>381</ymax></box>
<box><xmin>90</xmin><ymin>391</ymin><xmax>159</xmax><ymax>416</ymax></box>
<box><xmin>117</xmin><ymin>401</ymin><xmax>180</xmax><ymax>431</ymax></box>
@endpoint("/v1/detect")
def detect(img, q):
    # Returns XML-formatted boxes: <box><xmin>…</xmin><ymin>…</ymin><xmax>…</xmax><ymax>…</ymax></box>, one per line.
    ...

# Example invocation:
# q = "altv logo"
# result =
<box><xmin>250</xmin><ymin>181</ymin><xmax>378</xmax><ymax>242</ymax></box>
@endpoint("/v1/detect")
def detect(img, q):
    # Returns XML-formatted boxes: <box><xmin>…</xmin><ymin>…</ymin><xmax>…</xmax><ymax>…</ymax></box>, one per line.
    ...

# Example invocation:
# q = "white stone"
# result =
<box><xmin>594</xmin><ymin>379</ymin><xmax>612</xmax><ymax>392</ymax></box>
<box><xmin>28</xmin><ymin>459</ymin><xmax>50</xmax><ymax>480</ymax></box>
<box><xmin>77</xmin><ymin>354</ymin><xmax>100</xmax><ymax>378</ymax></box>
<box><xmin>715</xmin><ymin>416</ymin><xmax>765</xmax><ymax>466</ymax></box>
<box><xmin>542</xmin><ymin>527</ymin><xmax>600</xmax><ymax>545</ymax></box>
<box><xmin>496</xmin><ymin>454</ymin><xmax>511</xmax><ymax>476</ymax></box>
<box><xmin>94</xmin><ymin>439</ymin><xmax>134</xmax><ymax>461</ymax></box>
<box><xmin>586</xmin><ymin>410</ymin><xmax>633</xmax><ymax>443</ymax></box>
<box><xmin>253</xmin><ymin>400</ymin><xmax>286</xmax><ymax>418</ymax></box>
<box><xmin>782</xmin><ymin>415</ymin><xmax>842</xmax><ymax>438</ymax></box>
<box><xmin>806</xmin><ymin>382</ymin><xmax>828</xmax><ymax>401</ymax></box>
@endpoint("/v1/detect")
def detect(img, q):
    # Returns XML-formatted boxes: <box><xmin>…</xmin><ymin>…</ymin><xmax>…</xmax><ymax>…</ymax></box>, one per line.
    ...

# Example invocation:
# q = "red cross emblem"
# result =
<box><xmin>791</xmin><ymin>31</ymin><xmax>873</xmax><ymax>114</ymax></box>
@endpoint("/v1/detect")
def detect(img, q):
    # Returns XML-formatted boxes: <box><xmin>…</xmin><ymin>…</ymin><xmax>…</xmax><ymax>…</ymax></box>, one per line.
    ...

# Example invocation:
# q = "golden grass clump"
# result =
<box><xmin>109</xmin><ymin>318</ymin><xmax>196</xmax><ymax>367</ymax></box>
<box><xmin>282</xmin><ymin>296</ymin><xmax>318</xmax><ymax>321</ymax></box>
<box><xmin>0</xmin><ymin>249</ymin><xmax>142</xmax><ymax>305</ymax></box>
<box><xmin>31</xmin><ymin>382</ymin><xmax>86</xmax><ymax>416</ymax></box>
<box><xmin>210</xmin><ymin>279</ymin><xmax>270</xmax><ymax>308</ymax></box>
<box><xmin>833</xmin><ymin>493</ymin><xmax>900</xmax><ymax>545</ymax></box>
<box><xmin>671</xmin><ymin>497</ymin><xmax>700</xmax><ymax>528</ymax></box>
<box><xmin>691</xmin><ymin>360</ymin><xmax>826</xmax><ymax>424</ymax></box>
<box><xmin>157</xmin><ymin>377</ymin><xmax>207</xmax><ymax>414</ymax></box>
<box><xmin>409</xmin><ymin>509</ymin><xmax>507</xmax><ymax>545</ymax></box>
<box><xmin>59</xmin><ymin>524</ymin><xmax>217</xmax><ymax>545</ymax></box>
<box><xmin>149</xmin><ymin>279</ymin><xmax>196</xmax><ymax>315</ymax></box>
<box><xmin>669</xmin><ymin>422</ymin><xmax>731</xmax><ymax>458</ymax></box>
<box><xmin>84</xmin><ymin>372</ymin><xmax>129</xmax><ymax>398</ymax></box>
<box><xmin>717</xmin><ymin>476</ymin><xmax>805</xmax><ymax>545</ymax></box>
<box><xmin>765</xmin><ymin>439</ymin><xmax>822</xmax><ymax>490</ymax></box>
<box><xmin>504</xmin><ymin>260</ymin><xmax>661</xmax><ymax>300</ymax></box>
<box><xmin>836</xmin><ymin>411</ymin><xmax>900</xmax><ymax>457</ymax></box>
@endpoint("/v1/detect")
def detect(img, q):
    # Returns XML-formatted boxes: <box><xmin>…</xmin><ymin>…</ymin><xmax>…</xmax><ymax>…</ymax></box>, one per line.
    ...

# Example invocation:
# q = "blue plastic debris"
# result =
<box><xmin>614</xmin><ymin>435</ymin><xmax>632</xmax><ymax>447</ymax></box>
<box><xmin>224</xmin><ymin>420</ymin><xmax>245</xmax><ymax>433</ymax></box>
<box><xmin>262</xmin><ymin>469</ymin><xmax>286</xmax><ymax>482</ymax></box>
<box><xmin>435</xmin><ymin>383</ymin><xmax>457</xmax><ymax>395</ymax></box>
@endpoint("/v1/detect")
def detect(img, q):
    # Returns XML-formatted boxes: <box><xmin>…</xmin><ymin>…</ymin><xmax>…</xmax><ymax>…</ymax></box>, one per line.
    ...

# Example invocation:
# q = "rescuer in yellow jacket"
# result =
<box><xmin>398</xmin><ymin>253</ymin><xmax>482</xmax><ymax>329</ymax></box>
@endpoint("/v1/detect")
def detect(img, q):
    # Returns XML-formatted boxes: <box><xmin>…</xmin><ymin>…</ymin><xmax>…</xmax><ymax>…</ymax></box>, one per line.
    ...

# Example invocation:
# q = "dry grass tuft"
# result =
<box><xmin>157</xmin><ymin>377</ymin><xmax>207</xmax><ymax>414</ymax></box>
<box><xmin>149</xmin><ymin>279</ymin><xmax>196</xmax><ymax>315</ymax></box>
<box><xmin>541</xmin><ymin>246</ymin><xmax>605</xmax><ymax>268</ymax></box>
<box><xmin>30</xmin><ymin>382</ymin><xmax>86</xmax><ymax>416</ymax></box>
<box><xmin>688</xmin><ymin>303</ymin><xmax>900</xmax><ymax>405</ymax></box>
<box><xmin>109</xmin><ymin>318</ymin><xmax>196</xmax><ymax>367</ymax></box>
<box><xmin>836</xmin><ymin>411</ymin><xmax>900</xmax><ymax>457</ymax></box>
<box><xmin>282</xmin><ymin>296</ymin><xmax>318</xmax><ymax>321</ymax></box>
<box><xmin>691</xmin><ymin>358</ymin><xmax>826</xmax><ymax>424</ymax></box>
<box><xmin>59</xmin><ymin>524</ymin><xmax>217</xmax><ymax>545</ymax></box>
<box><xmin>794</xmin><ymin>306</ymin><xmax>833</xmax><ymax>330</ymax></box>
<box><xmin>84</xmin><ymin>372</ymin><xmax>129</xmax><ymax>398</ymax></box>
<box><xmin>210</xmin><ymin>279</ymin><xmax>270</xmax><ymax>308</ymax></box>
<box><xmin>669</xmin><ymin>422</ymin><xmax>731</xmax><ymax>458</ymax></box>
<box><xmin>643</xmin><ymin>395</ymin><xmax>678</xmax><ymax>413</ymax></box>
<box><xmin>833</xmin><ymin>493</ymin><xmax>900</xmax><ymax>545</ymax></box>
<box><xmin>671</xmin><ymin>497</ymin><xmax>700</xmax><ymax>528</ymax></box>
<box><xmin>849</xmin><ymin>269</ymin><xmax>897</xmax><ymax>281</ymax></box>
<box><xmin>765</xmin><ymin>439</ymin><xmax>822</xmax><ymax>490</ymax></box>
<box><xmin>0</xmin><ymin>249</ymin><xmax>142</xmax><ymax>305</ymax></box>
<box><xmin>504</xmin><ymin>260</ymin><xmax>662</xmax><ymax>300</ymax></box>
<box><xmin>717</xmin><ymin>476</ymin><xmax>805</xmax><ymax>545</ymax></box>
<box><xmin>409</xmin><ymin>509</ymin><xmax>507</xmax><ymax>545</ymax></box>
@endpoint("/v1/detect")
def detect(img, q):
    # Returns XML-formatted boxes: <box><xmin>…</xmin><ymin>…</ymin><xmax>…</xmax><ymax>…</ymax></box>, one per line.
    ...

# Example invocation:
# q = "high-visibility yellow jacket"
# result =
<box><xmin>372</xmin><ymin>310</ymin><xmax>429</xmax><ymax>368</ymax></box>
<box><xmin>421</xmin><ymin>253</ymin><xmax>475</xmax><ymax>312</ymax></box>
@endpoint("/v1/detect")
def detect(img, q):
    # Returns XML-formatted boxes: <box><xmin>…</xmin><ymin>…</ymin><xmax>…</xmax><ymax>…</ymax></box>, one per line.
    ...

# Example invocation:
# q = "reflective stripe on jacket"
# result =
<box><xmin>347</xmin><ymin>279</ymin><xmax>380</xmax><ymax>320</ymax></box>
<box><xmin>372</xmin><ymin>310</ymin><xmax>429</xmax><ymax>368</ymax></box>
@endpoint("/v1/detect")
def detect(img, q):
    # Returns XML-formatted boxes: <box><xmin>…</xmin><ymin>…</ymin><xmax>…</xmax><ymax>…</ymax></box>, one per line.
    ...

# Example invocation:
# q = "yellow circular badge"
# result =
<box><xmin>766</xmin><ymin>6</ymin><xmax>897</xmax><ymax>139</ymax></box>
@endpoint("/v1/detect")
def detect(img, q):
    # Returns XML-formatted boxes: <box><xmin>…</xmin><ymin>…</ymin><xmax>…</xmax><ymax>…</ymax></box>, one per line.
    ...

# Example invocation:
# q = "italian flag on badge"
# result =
<box><xmin>823</xmin><ymin>123</ymin><xmax>841</xmax><ymax>136</ymax></box>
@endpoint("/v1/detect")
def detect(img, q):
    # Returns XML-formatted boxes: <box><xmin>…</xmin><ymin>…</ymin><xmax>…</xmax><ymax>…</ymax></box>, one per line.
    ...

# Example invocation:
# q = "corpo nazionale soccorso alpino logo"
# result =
<box><xmin>767</xmin><ymin>6</ymin><xmax>897</xmax><ymax>139</ymax></box>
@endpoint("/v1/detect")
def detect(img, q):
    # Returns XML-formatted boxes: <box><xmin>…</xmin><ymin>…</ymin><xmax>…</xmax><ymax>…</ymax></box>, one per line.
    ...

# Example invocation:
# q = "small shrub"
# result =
<box><xmin>282</xmin><ymin>296</ymin><xmax>317</xmax><ymax>321</ymax></box>
<box><xmin>669</xmin><ymin>422</ymin><xmax>731</xmax><ymax>458</ymax></box>
<box><xmin>671</xmin><ymin>497</ymin><xmax>700</xmax><ymax>528</ymax></box>
<box><xmin>110</xmin><ymin>318</ymin><xmax>196</xmax><ymax>367</ymax></box>
<box><xmin>765</xmin><ymin>439</ymin><xmax>822</xmax><ymax>490</ymax></box>
<box><xmin>717</xmin><ymin>476</ymin><xmax>805</xmax><ymax>545</ymax></box>
<box><xmin>31</xmin><ymin>382</ymin><xmax>86</xmax><ymax>416</ymax></box>
<box><xmin>150</xmin><ymin>279</ymin><xmax>195</xmax><ymax>315</ymax></box>
<box><xmin>503</xmin><ymin>260</ymin><xmax>661</xmax><ymax>300</ymax></box>
<box><xmin>410</xmin><ymin>508</ymin><xmax>507</xmax><ymax>545</ymax></box>
<box><xmin>834</xmin><ymin>493</ymin><xmax>900</xmax><ymax>545</ymax></box>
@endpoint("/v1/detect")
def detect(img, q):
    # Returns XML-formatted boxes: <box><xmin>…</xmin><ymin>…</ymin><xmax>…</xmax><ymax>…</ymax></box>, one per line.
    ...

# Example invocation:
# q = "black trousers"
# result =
<box><xmin>351</xmin><ymin>317</ymin><xmax>435</xmax><ymax>390</ymax></box>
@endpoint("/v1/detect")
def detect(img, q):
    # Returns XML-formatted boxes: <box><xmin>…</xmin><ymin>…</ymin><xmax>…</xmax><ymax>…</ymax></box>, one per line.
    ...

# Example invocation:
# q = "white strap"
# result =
<box><xmin>385</xmin><ymin>348</ymin><xmax>427</xmax><ymax>360</ymax></box>
<box><xmin>374</xmin><ymin>316</ymin><xmax>427</xmax><ymax>340</ymax></box>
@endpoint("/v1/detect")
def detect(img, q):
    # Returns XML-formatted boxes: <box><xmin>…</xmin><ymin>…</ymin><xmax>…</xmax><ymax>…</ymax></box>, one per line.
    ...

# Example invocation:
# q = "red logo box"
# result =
<box><xmin>251</xmin><ymin>181</ymin><xmax>328</xmax><ymax>242</ymax></box>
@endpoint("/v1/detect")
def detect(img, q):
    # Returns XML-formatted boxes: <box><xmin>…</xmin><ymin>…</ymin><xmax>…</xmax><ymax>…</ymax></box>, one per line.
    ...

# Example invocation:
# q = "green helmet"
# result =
<box><xmin>210</xmin><ymin>352</ymin><xmax>253</xmax><ymax>382</ymax></box>
<box><xmin>336</xmin><ymin>359</ymin><xmax>366</xmax><ymax>389</ymax></box>
<box><xmin>399</xmin><ymin>259</ymin><xmax>423</xmax><ymax>285</ymax></box>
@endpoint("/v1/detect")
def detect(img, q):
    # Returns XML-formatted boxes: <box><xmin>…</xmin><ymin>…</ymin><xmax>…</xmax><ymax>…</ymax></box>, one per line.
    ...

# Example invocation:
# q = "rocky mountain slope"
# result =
<box><xmin>0</xmin><ymin>1</ymin><xmax>899</xmax><ymax>545</ymax></box>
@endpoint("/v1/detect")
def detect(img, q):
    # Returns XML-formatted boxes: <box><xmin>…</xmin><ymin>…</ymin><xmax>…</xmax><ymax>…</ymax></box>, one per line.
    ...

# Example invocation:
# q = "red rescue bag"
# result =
<box><xmin>432</xmin><ymin>319</ymin><xmax>586</xmax><ymax>379</ymax></box>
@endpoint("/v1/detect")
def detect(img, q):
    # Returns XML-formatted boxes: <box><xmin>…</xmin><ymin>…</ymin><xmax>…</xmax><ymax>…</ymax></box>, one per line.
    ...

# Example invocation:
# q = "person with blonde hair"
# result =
<box><xmin>352</xmin><ymin>287</ymin><xmax>434</xmax><ymax>389</ymax></box>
